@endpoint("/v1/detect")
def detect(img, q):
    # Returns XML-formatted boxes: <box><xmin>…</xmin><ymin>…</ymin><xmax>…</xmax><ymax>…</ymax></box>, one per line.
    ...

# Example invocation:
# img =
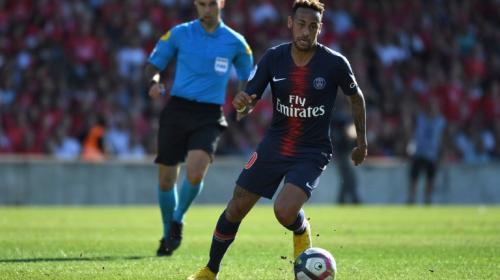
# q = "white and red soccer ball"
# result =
<box><xmin>294</xmin><ymin>247</ymin><xmax>336</xmax><ymax>280</ymax></box>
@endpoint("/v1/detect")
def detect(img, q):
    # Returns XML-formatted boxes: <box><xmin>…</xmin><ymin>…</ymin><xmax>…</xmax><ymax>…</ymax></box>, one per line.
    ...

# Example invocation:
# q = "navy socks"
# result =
<box><xmin>207</xmin><ymin>211</ymin><xmax>241</xmax><ymax>273</ymax></box>
<box><xmin>285</xmin><ymin>209</ymin><xmax>307</xmax><ymax>235</ymax></box>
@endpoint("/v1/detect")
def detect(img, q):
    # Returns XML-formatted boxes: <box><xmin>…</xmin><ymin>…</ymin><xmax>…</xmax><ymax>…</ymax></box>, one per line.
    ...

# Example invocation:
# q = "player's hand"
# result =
<box><xmin>351</xmin><ymin>145</ymin><xmax>367</xmax><ymax>166</ymax></box>
<box><xmin>148</xmin><ymin>83</ymin><xmax>166</xmax><ymax>99</ymax></box>
<box><xmin>233</xmin><ymin>92</ymin><xmax>257</xmax><ymax>121</ymax></box>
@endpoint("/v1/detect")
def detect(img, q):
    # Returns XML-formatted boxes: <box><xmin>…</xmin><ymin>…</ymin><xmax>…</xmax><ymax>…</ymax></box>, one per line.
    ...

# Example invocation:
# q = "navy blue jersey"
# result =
<box><xmin>245</xmin><ymin>43</ymin><xmax>358</xmax><ymax>157</ymax></box>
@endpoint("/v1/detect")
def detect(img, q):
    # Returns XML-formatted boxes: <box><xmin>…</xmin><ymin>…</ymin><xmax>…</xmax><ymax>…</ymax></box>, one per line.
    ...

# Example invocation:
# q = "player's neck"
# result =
<box><xmin>200</xmin><ymin>18</ymin><xmax>221</xmax><ymax>33</ymax></box>
<box><xmin>291</xmin><ymin>44</ymin><xmax>317</xmax><ymax>67</ymax></box>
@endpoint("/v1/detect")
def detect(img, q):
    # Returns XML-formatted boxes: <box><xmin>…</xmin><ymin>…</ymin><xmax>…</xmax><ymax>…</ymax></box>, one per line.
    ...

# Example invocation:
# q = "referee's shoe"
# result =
<box><xmin>156</xmin><ymin>221</ymin><xmax>183</xmax><ymax>256</ymax></box>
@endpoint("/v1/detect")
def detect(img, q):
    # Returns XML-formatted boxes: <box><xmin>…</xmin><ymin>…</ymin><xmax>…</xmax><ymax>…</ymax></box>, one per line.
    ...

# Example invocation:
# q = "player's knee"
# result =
<box><xmin>225</xmin><ymin>199</ymin><xmax>248</xmax><ymax>222</ymax></box>
<box><xmin>159</xmin><ymin>181</ymin><xmax>175</xmax><ymax>191</ymax></box>
<box><xmin>159</xmin><ymin>175</ymin><xmax>177</xmax><ymax>190</ymax></box>
<box><xmin>186</xmin><ymin>172</ymin><xmax>204</xmax><ymax>185</ymax></box>
<box><xmin>159</xmin><ymin>170</ymin><xmax>177</xmax><ymax>190</ymax></box>
<box><xmin>273</xmin><ymin>203</ymin><xmax>296</xmax><ymax>226</ymax></box>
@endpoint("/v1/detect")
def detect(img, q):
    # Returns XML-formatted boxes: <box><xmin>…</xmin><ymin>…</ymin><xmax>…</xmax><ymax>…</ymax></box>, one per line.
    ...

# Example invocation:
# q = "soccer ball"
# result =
<box><xmin>294</xmin><ymin>247</ymin><xmax>336</xmax><ymax>280</ymax></box>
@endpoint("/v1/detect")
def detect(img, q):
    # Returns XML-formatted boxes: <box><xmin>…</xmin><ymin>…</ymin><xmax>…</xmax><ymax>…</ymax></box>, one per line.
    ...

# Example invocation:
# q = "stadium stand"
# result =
<box><xmin>0</xmin><ymin>0</ymin><xmax>499</xmax><ymax>163</ymax></box>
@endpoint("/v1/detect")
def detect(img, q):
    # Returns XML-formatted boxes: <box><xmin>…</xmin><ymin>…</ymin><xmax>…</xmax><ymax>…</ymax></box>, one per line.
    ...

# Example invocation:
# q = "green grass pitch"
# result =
<box><xmin>0</xmin><ymin>206</ymin><xmax>499</xmax><ymax>279</ymax></box>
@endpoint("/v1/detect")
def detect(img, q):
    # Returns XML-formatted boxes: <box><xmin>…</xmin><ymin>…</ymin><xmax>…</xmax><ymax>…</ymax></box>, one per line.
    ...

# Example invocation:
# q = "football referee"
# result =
<box><xmin>145</xmin><ymin>0</ymin><xmax>253</xmax><ymax>257</ymax></box>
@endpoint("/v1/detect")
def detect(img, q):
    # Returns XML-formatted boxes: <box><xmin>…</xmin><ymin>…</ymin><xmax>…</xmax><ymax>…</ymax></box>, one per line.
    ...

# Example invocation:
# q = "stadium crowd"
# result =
<box><xmin>0</xmin><ymin>0</ymin><xmax>499</xmax><ymax>164</ymax></box>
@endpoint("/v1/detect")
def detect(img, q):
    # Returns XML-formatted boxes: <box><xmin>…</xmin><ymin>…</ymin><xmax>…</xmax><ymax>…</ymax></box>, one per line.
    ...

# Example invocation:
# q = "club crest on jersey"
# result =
<box><xmin>313</xmin><ymin>77</ymin><xmax>326</xmax><ymax>90</ymax></box>
<box><xmin>214</xmin><ymin>57</ymin><xmax>229</xmax><ymax>75</ymax></box>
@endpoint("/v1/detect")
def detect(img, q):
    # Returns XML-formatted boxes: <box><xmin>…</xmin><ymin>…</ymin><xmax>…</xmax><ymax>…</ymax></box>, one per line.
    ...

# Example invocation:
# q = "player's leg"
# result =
<box><xmin>156</xmin><ymin>164</ymin><xmax>180</xmax><ymax>256</ymax></box>
<box><xmin>424</xmin><ymin>160</ymin><xmax>437</xmax><ymax>204</ymax></box>
<box><xmin>278</xmin><ymin>155</ymin><xmax>330</xmax><ymax>259</ymax></box>
<box><xmin>189</xmin><ymin>149</ymin><xmax>285</xmax><ymax>279</ymax></box>
<box><xmin>188</xmin><ymin>186</ymin><xmax>260</xmax><ymax>279</ymax></box>
<box><xmin>408</xmin><ymin>158</ymin><xmax>421</xmax><ymax>204</ymax></box>
<box><xmin>169</xmin><ymin>150</ymin><xmax>211</xmax><ymax>251</ymax></box>
<box><xmin>173</xmin><ymin>150</ymin><xmax>210</xmax><ymax>222</ymax></box>
<box><xmin>154</xmin><ymin>109</ymin><xmax>188</xmax><ymax>256</ymax></box>
<box><xmin>207</xmin><ymin>186</ymin><xmax>260</xmax><ymax>273</ymax></box>
<box><xmin>338</xmin><ymin>156</ymin><xmax>357</xmax><ymax>204</ymax></box>
<box><xmin>274</xmin><ymin>183</ymin><xmax>310</xmax><ymax>259</ymax></box>
<box><xmin>174</xmin><ymin>125</ymin><xmax>223</xmax><ymax>223</ymax></box>
<box><xmin>342</xmin><ymin>157</ymin><xmax>359</xmax><ymax>204</ymax></box>
<box><xmin>170</xmin><ymin>125</ymin><xmax>222</xmax><ymax>252</ymax></box>
<box><xmin>336</xmin><ymin>160</ymin><xmax>347</xmax><ymax>204</ymax></box>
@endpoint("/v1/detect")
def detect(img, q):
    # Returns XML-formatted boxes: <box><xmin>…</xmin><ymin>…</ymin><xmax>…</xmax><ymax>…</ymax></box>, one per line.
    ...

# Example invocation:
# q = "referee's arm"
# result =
<box><xmin>145</xmin><ymin>63</ymin><xmax>165</xmax><ymax>99</ymax></box>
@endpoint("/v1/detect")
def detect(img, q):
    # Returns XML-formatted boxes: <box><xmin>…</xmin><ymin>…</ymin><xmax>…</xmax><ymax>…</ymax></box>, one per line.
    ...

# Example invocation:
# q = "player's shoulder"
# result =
<box><xmin>254</xmin><ymin>43</ymin><xmax>290</xmax><ymax>66</ymax></box>
<box><xmin>220</xmin><ymin>22</ymin><xmax>246</xmax><ymax>42</ymax></box>
<box><xmin>317</xmin><ymin>44</ymin><xmax>351</xmax><ymax>65</ymax></box>
<box><xmin>219</xmin><ymin>22</ymin><xmax>252</xmax><ymax>50</ymax></box>
<box><xmin>158</xmin><ymin>20</ymin><xmax>194</xmax><ymax>41</ymax></box>
<box><xmin>264</xmin><ymin>42</ymin><xmax>292</xmax><ymax>57</ymax></box>
<box><xmin>219</xmin><ymin>22</ymin><xmax>253</xmax><ymax>54</ymax></box>
<box><xmin>171</xmin><ymin>20</ymin><xmax>197</xmax><ymax>33</ymax></box>
<box><xmin>270</xmin><ymin>42</ymin><xmax>290</xmax><ymax>51</ymax></box>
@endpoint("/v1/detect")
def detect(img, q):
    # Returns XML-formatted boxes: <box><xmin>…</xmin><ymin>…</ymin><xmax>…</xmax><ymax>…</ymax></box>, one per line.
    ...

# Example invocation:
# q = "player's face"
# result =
<box><xmin>195</xmin><ymin>0</ymin><xmax>224</xmax><ymax>26</ymax></box>
<box><xmin>288</xmin><ymin>7</ymin><xmax>322</xmax><ymax>51</ymax></box>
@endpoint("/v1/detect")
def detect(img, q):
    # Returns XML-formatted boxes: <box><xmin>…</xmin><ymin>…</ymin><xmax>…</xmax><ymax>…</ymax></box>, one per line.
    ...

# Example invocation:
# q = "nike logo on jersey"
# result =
<box><xmin>273</xmin><ymin>76</ymin><xmax>286</xmax><ymax>82</ymax></box>
<box><xmin>306</xmin><ymin>182</ymin><xmax>315</xmax><ymax>188</ymax></box>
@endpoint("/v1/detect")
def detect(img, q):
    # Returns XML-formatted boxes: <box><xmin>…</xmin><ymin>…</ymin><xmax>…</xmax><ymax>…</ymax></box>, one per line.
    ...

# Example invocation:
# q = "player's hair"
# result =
<box><xmin>292</xmin><ymin>0</ymin><xmax>325</xmax><ymax>17</ymax></box>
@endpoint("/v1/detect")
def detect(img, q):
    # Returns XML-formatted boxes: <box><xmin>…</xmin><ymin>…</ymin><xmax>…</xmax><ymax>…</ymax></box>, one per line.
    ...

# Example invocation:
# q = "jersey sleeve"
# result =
<box><xmin>148</xmin><ymin>26</ymin><xmax>181</xmax><ymax>71</ymax></box>
<box><xmin>233</xmin><ymin>39</ymin><xmax>254</xmax><ymax>81</ymax></box>
<box><xmin>244</xmin><ymin>49</ymin><xmax>273</xmax><ymax>99</ymax></box>
<box><xmin>335</xmin><ymin>55</ymin><xmax>358</xmax><ymax>96</ymax></box>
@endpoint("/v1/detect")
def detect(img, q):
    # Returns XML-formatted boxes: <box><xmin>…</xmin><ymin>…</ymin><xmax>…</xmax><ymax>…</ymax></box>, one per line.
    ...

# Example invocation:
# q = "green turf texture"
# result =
<box><xmin>0</xmin><ymin>206</ymin><xmax>498</xmax><ymax>280</ymax></box>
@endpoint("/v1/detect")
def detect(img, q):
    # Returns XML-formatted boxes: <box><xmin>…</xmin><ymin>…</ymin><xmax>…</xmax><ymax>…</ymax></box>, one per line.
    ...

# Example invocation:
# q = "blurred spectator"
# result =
<box><xmin>0</xmin><ymin>0</ymin><xmax>498</xmax><ymax>164</ymax></box>
<box><xmin>105</xmin><ymin>115</ymin><xmax>131</xmax><ymax>157</ymax></box>
<box><xmin>81</xmin><ymin>115</ymin><xmax>106</xmax><ymax>162</ymax></box>
<box><xmin>0</xmin><ymin>116</ymin><xmax>12</xmax><ymax>153</ymax></box>
<box><xmin>331</xmin><ymin>104</ymin><xmax>361</xmax><ymax>204</ymax></box>
<box><xmin>117</xmin><ymin>132</ymin><xmax>146</xmax><ymax>160</ymax></box>
<box><xmin>47</xmin><ymin>126</ymin><xmax>81</xmax><ymax>160</ymax></box>
<box><xmin>454</xmin><ymin>119</ymin><xmax>493</xmax><ymax>164</ymax></box>
<box><xmin>407</xmin><ymin>99</ymin><xmax>446</xmax><ymax>204</ymax></box>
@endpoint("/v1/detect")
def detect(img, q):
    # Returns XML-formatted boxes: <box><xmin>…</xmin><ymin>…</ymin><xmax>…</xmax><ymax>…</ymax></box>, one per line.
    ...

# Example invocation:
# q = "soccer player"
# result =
<box><xmin>145</xmin><ymin>0</ymin><xmax>253</xmax><ymax>256</ymax></box>
<box><xmin>188</xmin><ymin>0</ymin><xmax>367</xmax><ymax>279</ymax></box>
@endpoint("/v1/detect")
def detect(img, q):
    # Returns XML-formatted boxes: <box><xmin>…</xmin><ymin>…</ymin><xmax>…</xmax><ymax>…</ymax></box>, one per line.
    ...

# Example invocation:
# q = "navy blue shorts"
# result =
<box><xmin>236</xmin><ymin>151</ymin><xmax>331</xmax><ymax>199</ymax></box>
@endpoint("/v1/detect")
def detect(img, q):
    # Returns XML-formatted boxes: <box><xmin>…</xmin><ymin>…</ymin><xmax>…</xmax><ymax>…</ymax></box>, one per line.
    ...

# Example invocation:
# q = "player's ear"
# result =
<box><xmin>287</xmin><ymin>16</ymin><xmax>293</xmax><ymax>29</ymax></box>
<box><xmin>219</xmin><ymin>0</ymin><xmax>225</xmax><ymax>9</ymax></box>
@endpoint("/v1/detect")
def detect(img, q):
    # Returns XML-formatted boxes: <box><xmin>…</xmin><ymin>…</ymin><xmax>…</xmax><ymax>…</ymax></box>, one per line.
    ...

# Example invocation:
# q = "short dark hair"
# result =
<box><xmin>292</xmin><ymin>0</ymin><xmax>325</xmax><ymax>17</ymax></box>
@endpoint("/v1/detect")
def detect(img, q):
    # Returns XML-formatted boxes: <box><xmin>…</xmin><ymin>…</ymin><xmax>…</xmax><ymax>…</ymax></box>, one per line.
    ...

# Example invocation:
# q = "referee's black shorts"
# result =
<box><xmin>155</xmin><ymin>96</ymin><xmax>227</xmax><ymax>166</ymax></box>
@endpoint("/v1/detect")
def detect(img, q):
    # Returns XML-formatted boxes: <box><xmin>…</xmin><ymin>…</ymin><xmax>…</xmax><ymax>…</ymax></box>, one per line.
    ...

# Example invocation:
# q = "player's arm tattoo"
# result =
<box><xmin>348</xmin><ymin>90</ymin><xmax>367</xmax><ymax>148</ymax></box>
